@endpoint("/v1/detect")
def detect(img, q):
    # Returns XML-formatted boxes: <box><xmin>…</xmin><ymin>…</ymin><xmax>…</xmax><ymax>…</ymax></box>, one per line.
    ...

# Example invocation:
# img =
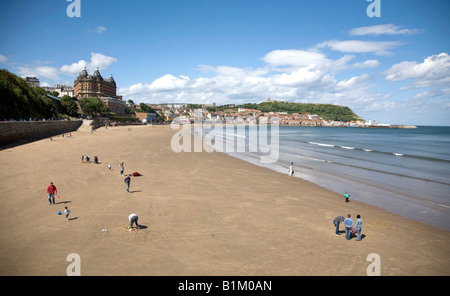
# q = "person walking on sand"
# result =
<box><xmin>47</xmin><ymin>182</ymin><xmax>57</xmax><ymax>205</ymax></box>
<box><xmin>344</xmin><ymin>214</ymin><xmax>353</xmax><ymax>240</ymax></box>
<box><xmin>124</xmin><ymin>174</ymin><xmax>131</xmax><ymax>194</ymax></box>
<box><xmin>64</xmin><ymin>206</ymin><xmax>71</xmax><ymax>221</ymax></box>
<box><xmin>108</xmin><ymin>163</ymin><xmax>111</xmax><ymax>170</ymax></box>
<box><xmin>120</xmin><ymin>162</ymin><xmax>124</xmax><ymax>176</ymax></box>
<box><xmin>356</xmin><ymin>214</ymin><xmax>363</xmax><ymax>241</ymax></box>
<box><xmin>129</xmin><ymin>213</ymin><xmax>139</xmax><ymax>231</ymax></box>
<box><xmin>288</xmin><ymin>162</ymin><xmax>294</xmax><ymax>176</ymax></box>
<box><xmin>344</xmin><ymin>192</ymin><xmax>350</xmax><ymax>203</ymax></box>
<box><xmin>333</xmin><ymin>216</ymin><xmax>344</xmax><ymax>236</ymax></box>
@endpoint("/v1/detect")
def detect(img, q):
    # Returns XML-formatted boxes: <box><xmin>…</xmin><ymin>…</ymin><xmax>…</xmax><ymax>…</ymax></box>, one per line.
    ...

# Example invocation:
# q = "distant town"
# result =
<box><xmin>22</xmin><ymin>69</ymin><xmax>416</xmax><ymax>129</ymax></box>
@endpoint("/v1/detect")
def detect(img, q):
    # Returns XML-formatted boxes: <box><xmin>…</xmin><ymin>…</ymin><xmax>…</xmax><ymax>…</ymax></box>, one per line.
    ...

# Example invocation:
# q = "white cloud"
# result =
<box><xmin>262</xmin><ymin>49</ymin><xmax>328</xmax><ymax>68</ymax></box>
<box><xmin>349</xmin><ymin>24</ymin><xmax>420</xmax><ymax>36</ymax></box>
<box><xmin>336</xmin><ymin>74</ymin><xmax>371</xmax><ymax>90</ymax></box>
<box><xmin>353</xmin><ymin>59</ymin><xmax>380</xmax><ymax>68</ymax></box>
<box><xmin>96</xmin><ymin>26</ymin><xmax>107</xmax><ymax>34</ymax></box>
<box><xmin>318</xmin><ymin>40</ymin><xmax>403</xmax><ymax>55</ymax></box>
<box><xmin>384</xmin><ymin>52</ymin><xmax>450</xmax><ymax>87</ymax></box>
<box><xmin>59</xmin><ymin>60</ymin><xmax>88</xmax><ymax>75</ymax></box>
<box><xmin>88</xmin><ymin>52</ymin><xmax>117</xmax><ymax>71</ymax></box>
<box><xmin>16</xmin><ymin>65</ymin><xmax>60</xmax><ymax>81</ymax></box>
<box><xmin>0</xmin><ymin>54</ymin><xmax>7</xmax><ymax>63</ymax></box>
<box><xmin>149</xmin><ymin>74</ymin><xmax>190</xmax><ymax>91</ymax></box>
<box><xmin>118</xmin><ymin>48</ymin><xmax>377</xmax><ymax>110</ymax></box>
<box><xmin>16</xmin><ymin>53</ymin><xmax>117</xmax><ymax>81</ymax></box>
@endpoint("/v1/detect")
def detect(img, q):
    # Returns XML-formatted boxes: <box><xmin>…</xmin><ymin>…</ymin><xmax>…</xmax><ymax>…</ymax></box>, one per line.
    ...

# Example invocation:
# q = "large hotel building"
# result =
<box><xmin>74</xmin><ymin>68</ymin><xmax>126</xmax><ymax>115</ymax></box>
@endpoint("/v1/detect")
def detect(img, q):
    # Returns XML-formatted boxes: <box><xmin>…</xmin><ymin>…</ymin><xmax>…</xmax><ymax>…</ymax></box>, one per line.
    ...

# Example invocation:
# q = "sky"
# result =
<box><xmin>0</xmin><ymin>0</ymin><xmax>449</xmax><ymax>125</ymax></box>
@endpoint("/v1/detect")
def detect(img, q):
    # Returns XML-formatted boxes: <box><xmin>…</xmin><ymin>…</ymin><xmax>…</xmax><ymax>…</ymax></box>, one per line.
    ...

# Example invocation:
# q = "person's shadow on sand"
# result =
<box><xmin>56</xmin><ymin>200</ymin><xmax>71</xmax><ymax>205</ymax></box>
<box><xmin>129</xmin><ymin>225</ymin><xmax>148</xmax><ymax>231</ymax></box>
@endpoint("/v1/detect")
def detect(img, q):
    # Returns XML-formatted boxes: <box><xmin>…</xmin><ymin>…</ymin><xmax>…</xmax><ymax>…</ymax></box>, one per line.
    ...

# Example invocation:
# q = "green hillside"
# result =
<box><xmin>0</xmin><ymin>69</ymin><xmax>57</xmax><ymax>120</ymax></box>
<box><xmin>237</xmin><ymin>101</ymin><xmax>362</xmax><ymax>122</ymax></box>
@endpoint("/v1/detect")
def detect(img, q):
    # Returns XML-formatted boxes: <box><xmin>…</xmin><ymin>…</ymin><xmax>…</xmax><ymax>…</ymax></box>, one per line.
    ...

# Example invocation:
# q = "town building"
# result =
<box><xmin>54</xmin><ymin>84</ymin><xmax>74</xmax><ymax>97</ymax></box>
<box><xmin>100</xmin><ymin>97</ymin><xmax>126</xmax><ymax>115</ymax></box>
<box><xmin>25</xmin><ymin>77</ymin><xmax>40</xmax><ymax>87</ymax></box>
<box><xmin>74</xmin><ymin>68</ymin><xmax>127</xmax><ymax>115</ymax></box>
<box><xmin>74</xmin><ymin>68</ymin><xmax>117</xmax><ymax>99</ymax></box>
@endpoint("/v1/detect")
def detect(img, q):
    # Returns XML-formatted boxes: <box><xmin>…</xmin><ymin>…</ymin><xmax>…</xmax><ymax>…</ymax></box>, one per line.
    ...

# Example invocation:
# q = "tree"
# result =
<box><xmin>60</xmin><ymin>95</ymin><xmax>79</xmax><ymax>117</ymax></box>
<box><xmin>0</xmin><ymin>69</ymin><xmax>58</xmax><ymax>120</ymax></box>
<box><xmin>79</xmin><ymin>97</ymin><xmax>110</xmax><ymax>117</ymax></box>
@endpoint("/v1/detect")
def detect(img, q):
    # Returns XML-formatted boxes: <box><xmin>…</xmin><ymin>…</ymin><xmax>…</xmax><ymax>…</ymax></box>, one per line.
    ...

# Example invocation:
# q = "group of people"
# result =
<box><xmin>287</xmin><ymin>163</ymin><xmax>363</xmax><ymax>241</ymax></box>
<box><xmin>47</xmin><ymin>178</ymin><xmax>137</xmax><ymax>229</ymax></box>
<box><xmin>333</xmin><ymin>214</ymin><xmax>363</xmax><ymax>241</ymax></box>
<box><xmin>46</xmin><ymin>153</ymin><xmax>140</xmax><ymax>230</ymax></box>
<box><xmin>81</xmin><ymin>155</ymin><xmax>99</xmax><ymax>164</ymax></box>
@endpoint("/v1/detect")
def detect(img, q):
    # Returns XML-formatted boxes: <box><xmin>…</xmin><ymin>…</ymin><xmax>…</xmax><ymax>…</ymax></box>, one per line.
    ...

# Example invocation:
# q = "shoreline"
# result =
<box><xmin>225</xmin><ymin>150</ymin><xmax>450</xmax><ymax>232</ymax></box>
<box><xmin>0</xmin><ymin>124</ymin><xmax>449</xmax><ymax>275</ymax></box>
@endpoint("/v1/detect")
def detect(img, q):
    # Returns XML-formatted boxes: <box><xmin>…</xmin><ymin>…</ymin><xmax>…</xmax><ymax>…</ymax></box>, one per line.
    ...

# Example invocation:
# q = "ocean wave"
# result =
<box><xmin>307</xmin><ymin>141</ymin><xmax>335</xmax><ymax>147</ymax></box>
<box><xmin>304</xmin><ymin>140</ymin><xmax>450</xmax><ymax>162</ymax></box>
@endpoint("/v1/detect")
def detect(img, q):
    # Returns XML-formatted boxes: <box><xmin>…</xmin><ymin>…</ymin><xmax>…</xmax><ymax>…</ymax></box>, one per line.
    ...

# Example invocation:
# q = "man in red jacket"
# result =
<box><xmin>47</xmin><ymin>182</ymin><xmax>57</xmax><ymax>205</ymax></box>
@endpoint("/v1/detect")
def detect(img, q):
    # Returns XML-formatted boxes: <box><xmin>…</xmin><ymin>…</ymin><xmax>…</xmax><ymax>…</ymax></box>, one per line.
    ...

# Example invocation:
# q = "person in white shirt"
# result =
<box><xmin>129</xmin><ymin>213</ymin><xmax>139</xmax><ymax>231</ymax></box>
<box><xmin>64</xmin><ymin>206</ymin><xmax>71</xmax><ymax>221</ymax></box>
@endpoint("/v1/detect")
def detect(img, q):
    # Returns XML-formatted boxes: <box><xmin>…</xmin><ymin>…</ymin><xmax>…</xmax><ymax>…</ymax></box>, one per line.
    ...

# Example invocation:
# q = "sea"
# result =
<box><xmin>210</xmin><ymin>125</ymin><xmax>450</xmax><ymax>231</ymax></box>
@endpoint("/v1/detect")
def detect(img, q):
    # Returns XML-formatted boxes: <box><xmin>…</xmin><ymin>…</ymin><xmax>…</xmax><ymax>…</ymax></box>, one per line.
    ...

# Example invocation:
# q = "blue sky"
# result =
<box><xmin>1</xmin><ymin>0</ymin><xmax>449</xmax><ymax>125</ymax></box>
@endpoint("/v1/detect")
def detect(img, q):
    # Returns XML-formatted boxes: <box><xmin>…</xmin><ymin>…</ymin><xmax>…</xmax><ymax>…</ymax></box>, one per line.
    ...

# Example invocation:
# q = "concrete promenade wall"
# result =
<box><xmin>0</xmin><ymin>120</ymin><xmax>83</xmax><ymax>147</ymax></box>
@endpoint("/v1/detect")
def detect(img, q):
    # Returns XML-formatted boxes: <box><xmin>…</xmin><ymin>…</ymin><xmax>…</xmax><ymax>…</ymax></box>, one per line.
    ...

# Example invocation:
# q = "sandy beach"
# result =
<box><xmin>0</xmin><ymin>124</ymin><xmax>449</xmax><ymax>276</ymax></box>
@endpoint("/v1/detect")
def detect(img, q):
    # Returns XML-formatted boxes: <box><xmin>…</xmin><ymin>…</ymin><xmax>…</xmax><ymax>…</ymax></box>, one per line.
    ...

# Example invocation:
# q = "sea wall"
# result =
<box><xmin>0</xmin><ymin>120</ymin><xmax>83</xmax><ymax>147</ymax></box>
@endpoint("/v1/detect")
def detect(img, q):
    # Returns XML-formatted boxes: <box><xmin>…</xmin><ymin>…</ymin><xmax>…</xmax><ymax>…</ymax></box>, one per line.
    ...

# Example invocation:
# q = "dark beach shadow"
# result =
<box><xmin>56</xmin><ymin>200</ymin><xmax>72</xmax><ymax>205</ymax></box>
<box><xmin>137</xmin><ymin>225</ymin><xmax>147</xmax><ymax>230</ymax></box>
<box><xmin>68</xmin><ymin>217</ymin><xmax>78</xmax><ymax>221</ymax></box>
<box><xmin>130</xmin><ymin>190</ymin><xmax>142</xmax><ymax>193</ymax></box>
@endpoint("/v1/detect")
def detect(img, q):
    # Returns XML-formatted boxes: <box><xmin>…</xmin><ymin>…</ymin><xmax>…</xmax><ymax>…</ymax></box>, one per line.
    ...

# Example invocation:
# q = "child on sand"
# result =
<box><xmin>64</xmin><ymin>206</ymin><xmax>71</xmax><ymax>221</ymax></box>
<box><xmin>120</xmin><ymin>162</ymin><xmax>124</xmax><ymax>176</ymax></box>
<box><xmin>344</xmin><ymin>192</ymin><xmax>350</xmax><ymax>203</ymax></box>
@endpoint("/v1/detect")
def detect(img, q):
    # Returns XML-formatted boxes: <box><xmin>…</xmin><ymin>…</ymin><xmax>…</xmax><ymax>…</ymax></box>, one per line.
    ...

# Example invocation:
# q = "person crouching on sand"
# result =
<box><xmin>129</xmin><ymin>213</ymin><xmax>139</xmax><ymax>231</ymax></box>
